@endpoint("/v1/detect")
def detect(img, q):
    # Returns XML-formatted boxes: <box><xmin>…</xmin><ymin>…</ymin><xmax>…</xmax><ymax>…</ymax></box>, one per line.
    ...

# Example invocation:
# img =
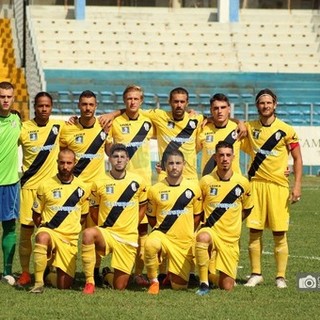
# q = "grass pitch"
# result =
<box><xmin>0</xmin><ymin>176</ymin><xmax>319</xmax><ymax>320</ymax></box>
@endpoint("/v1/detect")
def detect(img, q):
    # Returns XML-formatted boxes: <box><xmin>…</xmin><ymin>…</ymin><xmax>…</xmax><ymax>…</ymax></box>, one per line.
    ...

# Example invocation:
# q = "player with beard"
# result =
<box><xmin>144</xmin><ymin>149</ymin><xmax>202</xmax><ymax>295</ymax></box>
<box><xmin>29</xmin><ymin>148</ymin><xmax>91</xmax><ymax>293</ymax></box>
<box><xmin>242</xmin><ymin>89</ymin><xmax>302</xmax><ymax>289</ymax></box>
<box><xmin>60</xmin><ymin>90</ymin><xmax>108</xmax><ymax>284</ymax></box>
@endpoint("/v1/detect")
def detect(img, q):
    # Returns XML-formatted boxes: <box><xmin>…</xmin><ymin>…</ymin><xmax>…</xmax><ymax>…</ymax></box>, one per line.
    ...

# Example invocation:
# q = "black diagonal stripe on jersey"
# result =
<box><xmin>46</xmin><ymin>187</ymin><xmax>85</xmax><ymax>229</ymax></box>
<box><xmin>101</xmin><ymin>181</ymin><xmax>139</xmax><ymax>228</ymax></box>
<box><xmin>126</xmin><ymin>121</ymin><xmax>151</xmax><ymax>159</ymax></box>
<box><xmin>73</xmin><ymin>130</ymin><xmax>106</xmax><ymax>177</ymax></box>
<box><xmin>202</xmin><ymin>130</ymin><xmax>237</xmax><ymax>176</ymax></box>
<box><xmin>20</xmin><ymin>125</ymin><xmax>61</xmax><ymax>187</ymax></box>
<box><xmin>204</xmin><ymin>184</ymin><xmax>244</xmax><ymax>228</ymax></box>
<box><xmin>154</xmin><ymin>188</ymin><xmax>195</xmax><ymax>234</ymax></box>
<box><xmin>160</xmin><ymin>119</ymin><xmax>199</xmax><ymax>170</ymax></box>
<box><xmin>248</xmin><ymin>129</ymin><xmax>286</xmax><ymax>179</ymax></box>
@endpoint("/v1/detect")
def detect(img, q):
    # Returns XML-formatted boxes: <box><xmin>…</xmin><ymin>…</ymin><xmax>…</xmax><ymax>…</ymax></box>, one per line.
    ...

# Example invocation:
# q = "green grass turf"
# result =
<box><xmin>0</xmin><ymin>176</ymin><xmax>319</xmax><ymax>320</ymax></box>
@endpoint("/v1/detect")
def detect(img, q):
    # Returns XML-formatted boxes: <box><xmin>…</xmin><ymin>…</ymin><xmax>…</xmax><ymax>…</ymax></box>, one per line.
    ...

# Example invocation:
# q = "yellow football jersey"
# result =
<box><xmin>90</xmin><ymin>171</ymin><xmax>147</xmax><ymax>245</ymax></box>
<box><xmin>147</xmin><ymin>178</ymin><xmax>203</xmax><ymax>247</ymax></box>
<box><xmin>20</xmin><ymin>119</ymin><xmax>65</xmax><ymax>189</ymax></box>
<box><xmin>242</xmin><ymin>118</ymin><xmax>299</xmax><ymax>187</ymax></box>
<box><xmin>197</xmin><ymin>121</ymin><xmax>241</xmax><ymax>176</ymax></box>
<box><xmin>142</xmin><ymin>109</ymin><xmax>203</xmax><ymax>180</ymax></box>
<box><xmin>200</xmin><ymin>171</ymin><xmax>253</xmax><ymax>243</ymax></box>
<box><xmin>32</xmin><ymin>175</ymin><xmax>91</xmax><ymax>240</ymax></box>
<box><xmin>60</xmin><ymin>120</ymin><xmax>107</xmax><ymax>183</ymax></box>
<box><xmin>107</xmin><ymin>112</ymin><xmax>154</xmax><ymax>185</ymax></box>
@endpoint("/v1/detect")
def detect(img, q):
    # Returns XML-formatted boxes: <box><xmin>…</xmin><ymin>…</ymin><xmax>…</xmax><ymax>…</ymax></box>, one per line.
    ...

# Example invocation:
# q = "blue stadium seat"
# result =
<box><xmin>188</xmin><ymin>93</ymin><xmax>199</xmax><ymax>107</ymax></box>
<box><xmin>291</xmin><ymin>118</ymin><xmax>307</xmax><ymax>126</ymax></box>
<box><xmin>144</xmin><ymin>92</ymin><xmax>157</xmax><ymax>108</ymax></box>
<box><xmin>58</xmin><ymin>90</ymin><xmax>71</xmax><ymax>101</ymax></box>
<box><xmin>60</xmin><ymin>108</ymin><xmax>75</xmax><ymax>115</ymax></box>
<box><xmin>51</xmin><ymin>107</ymin><xmax>61</xmax><ymax>115</ymax></box>
<box><xmin>71</xmin><ymin>90</ymin><xmax>82</xmax><ymax>102</ymax></box>
<box><xmin>241</xmin><ymin>93</ymin><xmax>254</xmax><ymax>103</ymax></box>
<box><xmin>100</xmin><ymin>91</ymin><xmax>114</xmax><ymax>103</ymax></box>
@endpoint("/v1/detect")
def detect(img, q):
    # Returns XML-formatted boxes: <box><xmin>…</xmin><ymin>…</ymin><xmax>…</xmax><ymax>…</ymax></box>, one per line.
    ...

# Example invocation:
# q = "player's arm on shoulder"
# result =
<box><xmin>230</xmin><ymin>118</ymin><xmax>247</xmax><ymax>140</ymax></box>
<box><xmin>99</xmin><ymin>109</ymin><xmax>125</xmax><ymax>132</ymax></box>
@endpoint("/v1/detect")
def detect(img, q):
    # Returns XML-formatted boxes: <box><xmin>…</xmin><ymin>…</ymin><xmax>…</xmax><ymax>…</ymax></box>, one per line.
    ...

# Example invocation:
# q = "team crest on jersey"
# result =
<box><xmin>275</xmin><ymin>131</ymin><xmax>282</xmax><ymax>141</ymax></box>
<box><xmin>77</xmin><ymin>187</ymin><xmax>84</xmax><ymax>197</ymax></box>
<box><xmin>100</xmin><ymin>131</ymin><xmax>107</xmax><ymax>140</ymax></box>
<box><xmin>210</xmin><ymin>187</ymin><xmax>218</xmax><ymax>195</ymax></box>
<box><xmin>189</xmin><ymin>120</ymin><xmax>196</xmax><ymax>129</ymax></box>
<box><xmin>253</xmin><ymin>129</ymin><xmax>260</xmax><ymax>139</ymax></box>
<box><xmin>11</xmin><ymin>119</ymin><xmax>18</xmax><ymax>128</ymax></box>
<box><xmin>144</xmin><ymin>122</ymin><xmax>151</xmax><ymax>131</ymax></box>
<box><xmin>206</xmin><ymin>134</ymin><xmax>214</xmax><ymax>142</ymax></box>
<box><xmin>185</xmin><ymin>189</ymin><xmax>192</xmax><ymax>199</ymax></box>
<box><xmin>53</xmin><ymin>190</ymin><xmax>61</xmax><ymax>199</ymax></box>
<box><xmin>131</xmin><ymin>182</ymin><xmax>138</xmax><ymax>192</ymax></box>
<box><xmin>106</xmin><ymin>186</ymin><xmax>114</xmax><ymax>194</ymax></box>
<box><xmin>232</xmin><ymin>130</ymin><xmax>238</xmax><ymax>140</ymax></box>
<box><xmin>52</xmin><ymin>126</ymin><xmax>59</xmax><ymax>135</ymax></box>
<box><xmin>121</xmin><ymin>126</ymin><xmax>130</xmax><ymax>134</ymax></box>
<box><xmin>167</xmin><ymin>121</ymin><xmax>175</xmax><ymax>129</ymax></box>
<box><xmin>235</xmin><ymin>187</ymin><xmax>242</xmax><ymax>197</ymax></box>
<box><xmin>160</xmin><ymin>192</ymin><xmax>169</xmax><ymax>201</ymax></box>
<box><xmin>75</xmin><ymin>135</ymin><xmax>83</xmax><ymax>144</ymax></box>
<box><xmin>29</xmin><ymin>132</ymin><xmax>38</xmax><ymax>141</ymax></box>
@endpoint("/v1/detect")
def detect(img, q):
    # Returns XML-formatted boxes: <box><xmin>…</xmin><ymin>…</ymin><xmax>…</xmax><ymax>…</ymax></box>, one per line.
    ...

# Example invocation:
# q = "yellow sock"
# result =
<box><xmin>33</xmin><ymin>243</ymin><xmax>48</xmax><ymax>287</ymax></box>
<box><xmin>158</xmin><ymin>256</ymin><xmax>167</xmax><ymax>275</ymax></box>
<box><xmin>135</xmin><ymin>233</ymin><xmax>147</xmax><ymax>275</ymax></box>
<box><xmin>208</xmin><ymin>253</ymin><xmax>219</xmax><ymax>286</ymax></box>
<box><xmin>82</xmin><ymin>244</ymin><xmax>96</xmax><ymax>284</ymax></box>
<box><xmin>19</xmin><ymin>226</ymin><xmax>34</xmax><ymax>273</ymax></box>
<box><xmin>144</xmin><ymin>237</ymin><xmax>161</xmax><ymax>280</ymax></box>
<box><xmin>195</xmin><ymin>242</ymin><xmax>210</xmax><ymax>285</ymax></box>
<box><xmin>274</xmin><ymin>234</ymin><xmax>288</xmax><ymax>278</ymax></box>
<box><xmin>248</xmin><ymin>231</ymin><xmax>263</xmax><ymax>275</ymax></box>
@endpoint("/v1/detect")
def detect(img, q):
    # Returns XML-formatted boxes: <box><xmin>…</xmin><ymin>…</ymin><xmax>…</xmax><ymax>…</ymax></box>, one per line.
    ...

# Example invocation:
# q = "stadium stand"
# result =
<box><xmin>0</xmin><ymin>18</ymin><xmax>29</xmax><ymax>120</ymax></box>
<box><xmin>2</xmin><ymin>5</ymin><xmax>319</xmax><ymax>126</ymax></box>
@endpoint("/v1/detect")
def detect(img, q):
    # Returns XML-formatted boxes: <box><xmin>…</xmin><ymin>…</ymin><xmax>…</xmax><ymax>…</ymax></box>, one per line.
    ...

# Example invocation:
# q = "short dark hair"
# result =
<box><xmin>169</xmin><ymin>87</ymin><xmax>189</xmax><ymax>101</ymax></box>
<box><xmin>34</xmin><ymin>92</ymin><xmax>53</xmax><ymax>107</ymax></box>
<box><xmin>110</xmin><ymin>143</ymin><xmax>129</xmax><ymax>157</ymax></box>
<box><xmin>210</xmin><ymin>93</ymin><xmax>230</xmax><ymax>106</ymax></box>
<box><xmin>161</xmin><ymin>148</ymin><xmax>184</xmax><ymax>169</ymax></box>
<box><xmin>79</xmin><ymin>90</ymin><xmax>96</xmax><ymax>100</ymax></box>
<box><xmin>215</xmin><ymin>140</ymin><xmax>234</xmax><ymax>153</ymax></box>
<box><xmin>255</xmin><ymin>88</ymin><xmax>277</xmax><ymax>104</ymax></box>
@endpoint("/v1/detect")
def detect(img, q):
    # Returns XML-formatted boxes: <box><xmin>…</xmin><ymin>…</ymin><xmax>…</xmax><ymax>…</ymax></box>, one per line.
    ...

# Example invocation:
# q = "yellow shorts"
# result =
<box><xmin>197</xmin><ymin>227</ymin><xmax>239</xmax><ymax>279</ymax></box>
<box><xmin>20</xmin><ymin>188</ymin><xmax>37</xmax><ymax>226</ymax></box>
<box><xmin>96</xmin><ymin>227</ymin><xmax>137</xmax><ymax>275</ymax></box>
<box><xmin>148</xmin><ymin>230</ymin><xmax>193</xmax><ymax>282</ymax></box>
<box><xmin>246</xmin><ymin>180</ymin><xmax>290</xmax><ymax>231</ymax></box>
<box><xmin>36</xmin><ymin>227</ymin><xmax>78</xmax><ymax>278</ymax></box>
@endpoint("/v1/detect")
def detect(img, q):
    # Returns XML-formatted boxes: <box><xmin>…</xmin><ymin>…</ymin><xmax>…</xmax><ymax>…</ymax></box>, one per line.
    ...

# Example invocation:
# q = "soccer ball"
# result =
<box><xmin>2</xmin><ymin>275</ymin><xmax>16</xmax><ymax>286</ymax></box>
